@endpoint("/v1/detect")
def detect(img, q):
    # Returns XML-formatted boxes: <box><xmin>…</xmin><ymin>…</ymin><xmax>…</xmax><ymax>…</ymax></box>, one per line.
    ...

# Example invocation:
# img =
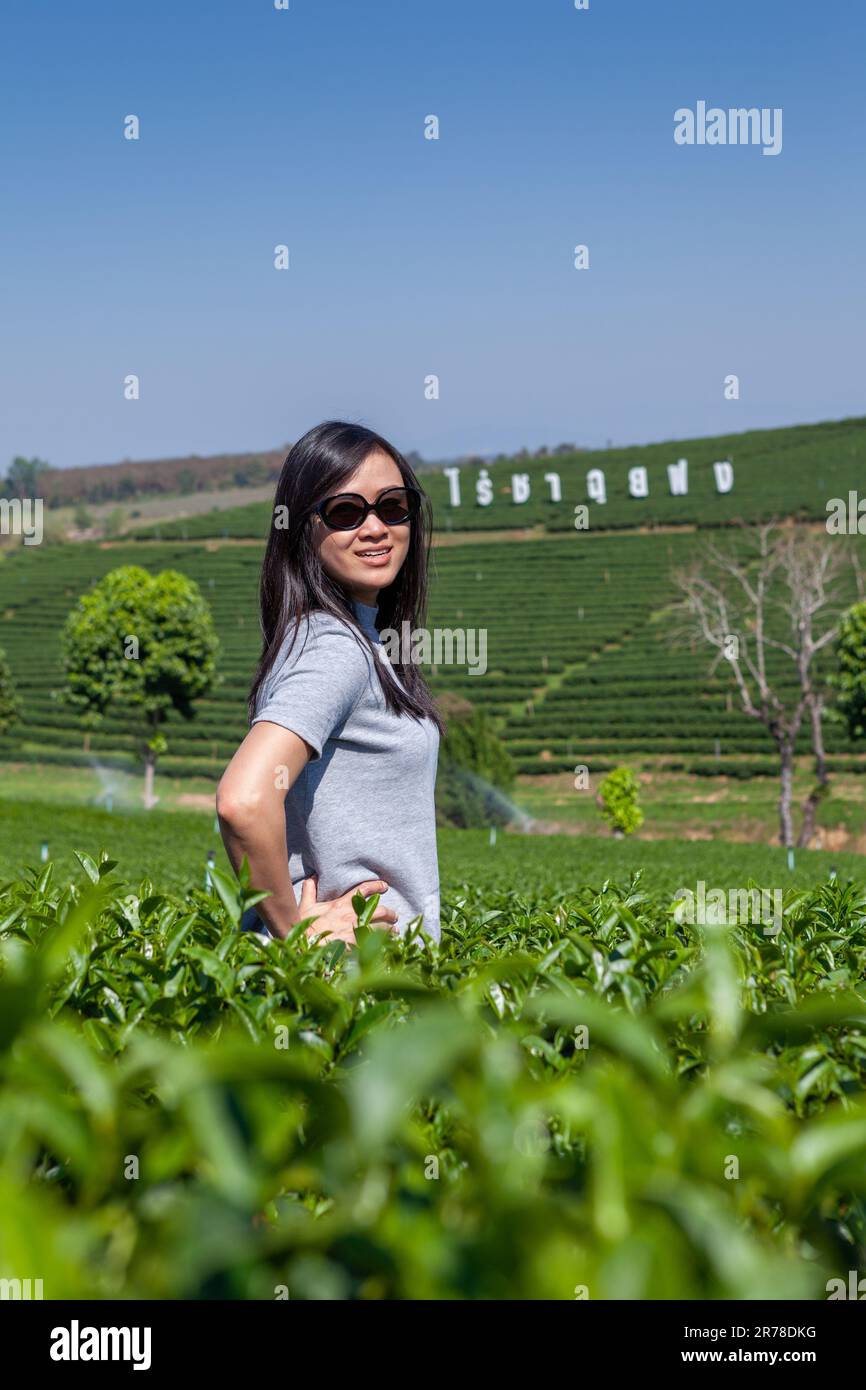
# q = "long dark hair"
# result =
<box><xmin>248</xmin><ymin>420</ymin><xmax>444</xmax><ymax>733</ymax></box>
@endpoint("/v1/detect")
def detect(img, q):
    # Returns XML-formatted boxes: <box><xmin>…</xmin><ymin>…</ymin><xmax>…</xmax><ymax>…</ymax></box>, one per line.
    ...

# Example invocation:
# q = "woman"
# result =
<box><xmin>216</xmin><ymin>420</ymin><xmax>443</xmax><ymax>947</ymax></box>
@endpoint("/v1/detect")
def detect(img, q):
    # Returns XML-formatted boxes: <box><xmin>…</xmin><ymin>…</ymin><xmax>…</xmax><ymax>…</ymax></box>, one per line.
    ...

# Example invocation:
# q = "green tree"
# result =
<box><xmin>435</xmin><ymin>692</ymin><xmax>516</xmax><ymax>828</ymax></box>
<box><xmin>3</xmin><ymin>456</ymin><xmax>50</xmax><ymax>498</ymax></box>
<box><xmin>834</xmin><ymin>601</ymin><xmax>866</xmax><ymax>739</ymax></box>
<box><xmin>233</xmin><ymin>459</ymin><xmax>267</xmax><ymax>488</ymax></box>
<box><xmin>0</xmin><ymin>645</ymin><xmax>20</xmax><ymax>733</ymax></box>
<box><xmin>73</xmin><ymin>503</ymin><xmax>93</xmax><ymax>531</ymax></box>
<box><xmin>597</xmin><ymin>767</ymin><xmax>644</xmax><ymax>836</ymax></box>
<box><xmin>61</xmin><ymin>566</ymin><xmax>220</xmax><ymax>807</ymax></box>
<box><xmin>103</xmin><ymin>508</ymin><xmax>126</xmax><ymax>539</ymax></box>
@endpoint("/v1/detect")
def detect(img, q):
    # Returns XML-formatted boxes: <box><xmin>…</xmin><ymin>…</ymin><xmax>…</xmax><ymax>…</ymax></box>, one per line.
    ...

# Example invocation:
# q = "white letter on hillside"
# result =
<box><xmin>544</xmin><ymin>472</ymin><xmax>562</xmax><ymax>502</ymax></box>
<box><xmin>443</xmin><ymin>467</ymin><xmax>461</xmax><ymax>506</ymax></box>
<box><xmin>511</xmin><ymin>473</ymin><xmax>530</xmax><ymax>504</ymax></box>
<box><xmin>667</xmin><ymin>458</ymin><xmax>688</xmax><ymax>495</ymax></box>
<box><xmin>586</xmin><ymin>468</ymin><xmax>606</xmax><ymax>505</ymax></box>
<box><xmin>628</xmin><ymin>467</ymin><xmax>648</xmax><ymax>499</ymax></box>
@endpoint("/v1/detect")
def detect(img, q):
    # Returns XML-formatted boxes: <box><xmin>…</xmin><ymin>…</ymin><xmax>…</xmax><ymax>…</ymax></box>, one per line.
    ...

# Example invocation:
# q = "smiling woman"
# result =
<box><xmin>216</xmin><ymin>421</ymin><xmax>444</xmax><ymax>947</ymax></box>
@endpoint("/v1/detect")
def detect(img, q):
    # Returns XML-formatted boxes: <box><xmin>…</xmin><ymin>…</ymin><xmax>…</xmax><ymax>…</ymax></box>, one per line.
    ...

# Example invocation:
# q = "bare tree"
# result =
<box><xmin>670</xmin><ymin>524</ymin><xmax>851</xmax><ymax>849</ymax></box>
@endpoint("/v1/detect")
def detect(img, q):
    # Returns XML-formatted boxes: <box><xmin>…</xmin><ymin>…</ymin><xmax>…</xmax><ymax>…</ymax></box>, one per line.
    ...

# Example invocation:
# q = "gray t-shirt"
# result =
<box><xmin>244</xmin><ymin>600</ymin><xmax>441</xmax><ymax>942</ymax></box>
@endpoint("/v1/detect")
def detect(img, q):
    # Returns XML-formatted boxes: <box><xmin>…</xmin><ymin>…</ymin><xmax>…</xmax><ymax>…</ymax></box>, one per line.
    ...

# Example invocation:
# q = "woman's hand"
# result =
<box><xmin>297</xmin><ymin>875</ymin><xmax>399</xmax><ymax>945</ymax></box>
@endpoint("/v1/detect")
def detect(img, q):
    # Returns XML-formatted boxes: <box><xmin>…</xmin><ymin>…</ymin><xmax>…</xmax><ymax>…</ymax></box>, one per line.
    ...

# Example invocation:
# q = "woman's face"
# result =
<box><xmin>315</xmin><ymin>449</ymin><xmax>413</xmax><ymax>605</ymax></box>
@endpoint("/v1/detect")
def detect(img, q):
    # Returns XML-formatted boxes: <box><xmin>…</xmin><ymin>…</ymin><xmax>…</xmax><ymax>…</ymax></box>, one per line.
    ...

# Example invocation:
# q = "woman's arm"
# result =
<box><xmin>216</xmin><ymin>720</ymin><xmax>396</xmax><ymax>942</ymax></box>
<box><xmin>216</xmin><ymin>721</ymin><xmax>309</xmax><ymax>939</ymax></box>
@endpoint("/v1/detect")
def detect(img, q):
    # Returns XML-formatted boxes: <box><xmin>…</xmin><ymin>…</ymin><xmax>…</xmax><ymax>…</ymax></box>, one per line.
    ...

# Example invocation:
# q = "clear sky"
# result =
<box><xmin>1</xmin><ymin>0</ymin><xmax>863</xmax><ymax>470</ymax></box>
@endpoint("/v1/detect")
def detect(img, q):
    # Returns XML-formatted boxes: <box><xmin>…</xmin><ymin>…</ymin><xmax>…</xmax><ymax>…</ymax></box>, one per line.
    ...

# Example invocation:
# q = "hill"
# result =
<box><xmin>129</xmin><ymin>415</ymin><xmax>866</xmax><ymax>539</ymax></box>
<box><xmin>2</xmin><ymin>532</ymin><xmax>866</xmax><ymax>793</ymax></box>
<box><xmin>37</xmin><ymin>446</ymin><xmax>288</xmax><ymax>506</ymax></box>
<box><xmin>29</xmin><ymin>442</ymin><xmax>435</xmax><ymax>509</ymax></box>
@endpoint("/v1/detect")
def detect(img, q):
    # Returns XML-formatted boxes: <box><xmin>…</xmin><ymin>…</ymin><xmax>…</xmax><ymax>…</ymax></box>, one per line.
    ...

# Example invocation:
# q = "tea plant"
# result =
<box><xmin>2</xmin><ymin>852</ymin><xmax>866</xmax><ymax>1298</ymax></box>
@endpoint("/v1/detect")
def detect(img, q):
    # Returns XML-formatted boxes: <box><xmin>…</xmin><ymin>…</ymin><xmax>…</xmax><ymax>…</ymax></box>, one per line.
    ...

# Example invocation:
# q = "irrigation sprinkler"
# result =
<box><xmin>40</xmin><ymin>841</ymin><xmax>48</xmax><ymax>862</ymax></box>
<box><xmin>787</xmin><ymin>848</ymin><xmax>795</xmax><ymax>871</ymax></box>
<box><xmin>205</xmin><ymin>849</ymin><xmax>215</xmax><ymax>889</ymax></box>
<box><xmin>489</xmin><ymin>826</ymin><xmax>497</xmax><ymax>846</ymax></box>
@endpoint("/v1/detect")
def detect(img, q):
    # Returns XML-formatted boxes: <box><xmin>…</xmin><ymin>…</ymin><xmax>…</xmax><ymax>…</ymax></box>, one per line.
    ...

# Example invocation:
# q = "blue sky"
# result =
<box><xmin>1</xmin><ymin>0</ymin><xmax>863</xmax><ymax>470</ymax></box>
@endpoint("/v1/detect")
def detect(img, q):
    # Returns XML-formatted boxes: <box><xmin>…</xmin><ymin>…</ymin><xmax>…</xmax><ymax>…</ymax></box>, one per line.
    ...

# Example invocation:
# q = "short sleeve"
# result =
<box><xmin>252</xmin><ymin>617</ymin><xmax>375</xmax><ymax>759</ymax></box>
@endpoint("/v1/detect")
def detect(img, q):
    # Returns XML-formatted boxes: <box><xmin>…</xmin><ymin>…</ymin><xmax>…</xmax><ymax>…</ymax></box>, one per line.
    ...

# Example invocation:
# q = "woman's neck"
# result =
<box><xmin>348</xmin><ymin>590</ymin><xmax>378</xmax><ymax>610</ymax></box>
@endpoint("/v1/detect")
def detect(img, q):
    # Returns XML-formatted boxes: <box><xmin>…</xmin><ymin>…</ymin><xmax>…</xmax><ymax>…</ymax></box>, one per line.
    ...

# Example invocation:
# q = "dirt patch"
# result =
<box><xmin>177</xmin><ymin>793</ymin><xmax>217</xmax><ymax>810</ymax></box>
<box><xmin>817</xmin><ymin>827</ymin><xmax>853</xmax><ymax>852</ymax></box>
<box><xmin>640</xmin><ymin>827</ymin><xmax>715</xmax><ymax>842</ymax></box>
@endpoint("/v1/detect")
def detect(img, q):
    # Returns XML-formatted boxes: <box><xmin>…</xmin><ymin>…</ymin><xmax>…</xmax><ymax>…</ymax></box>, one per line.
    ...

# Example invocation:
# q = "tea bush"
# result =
<box><xmin>2</xmin><ymin>849</ymin><xmax>866</xmax><ymax>1299</ymax></box>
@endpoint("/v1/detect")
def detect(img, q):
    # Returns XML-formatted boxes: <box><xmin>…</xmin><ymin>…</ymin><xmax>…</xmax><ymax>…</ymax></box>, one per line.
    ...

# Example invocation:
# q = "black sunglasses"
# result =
<box><xmin>315</xmin><ymin>485</ymin><xmax>421</xmax><ymax>531</ymax></box>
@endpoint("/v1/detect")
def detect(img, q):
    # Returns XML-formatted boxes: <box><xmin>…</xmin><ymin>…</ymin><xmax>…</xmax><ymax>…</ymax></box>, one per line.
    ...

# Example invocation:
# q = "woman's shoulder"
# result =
<box><xmin>273</xmin><ymin>610</ymin><xmax>375</xmax><ymax>673</ymax></box>
<box><xmin>304</xmin><ymin>608</ymin><xmax>359</xmax><ymax>638</ymax></box>
<box><xmin>254</xmin><ymin>609</ymin><xmax>382</xmax><ymax>735</ymax></box>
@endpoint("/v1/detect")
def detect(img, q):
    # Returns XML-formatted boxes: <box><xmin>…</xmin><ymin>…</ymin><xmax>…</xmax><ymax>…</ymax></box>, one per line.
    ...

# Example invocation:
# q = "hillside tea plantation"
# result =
<box><xmin>129</xmin><ymin>415</ymin><xmax>866</xmax><ymax>538</ymax></box>
<box><xmin>3</xmin><ymin>529</ymin><xmax>866</xmax><ymax>783</ymax></box>
<box><xmin>2</xmin><ymin>844</ymin><xmax>866</xmax><ymax>1300</ymax></box>
<box><xmin>4</xmin><ymin>415</ymin><xmax>866</xmax><ymax>1302</ymax></box>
